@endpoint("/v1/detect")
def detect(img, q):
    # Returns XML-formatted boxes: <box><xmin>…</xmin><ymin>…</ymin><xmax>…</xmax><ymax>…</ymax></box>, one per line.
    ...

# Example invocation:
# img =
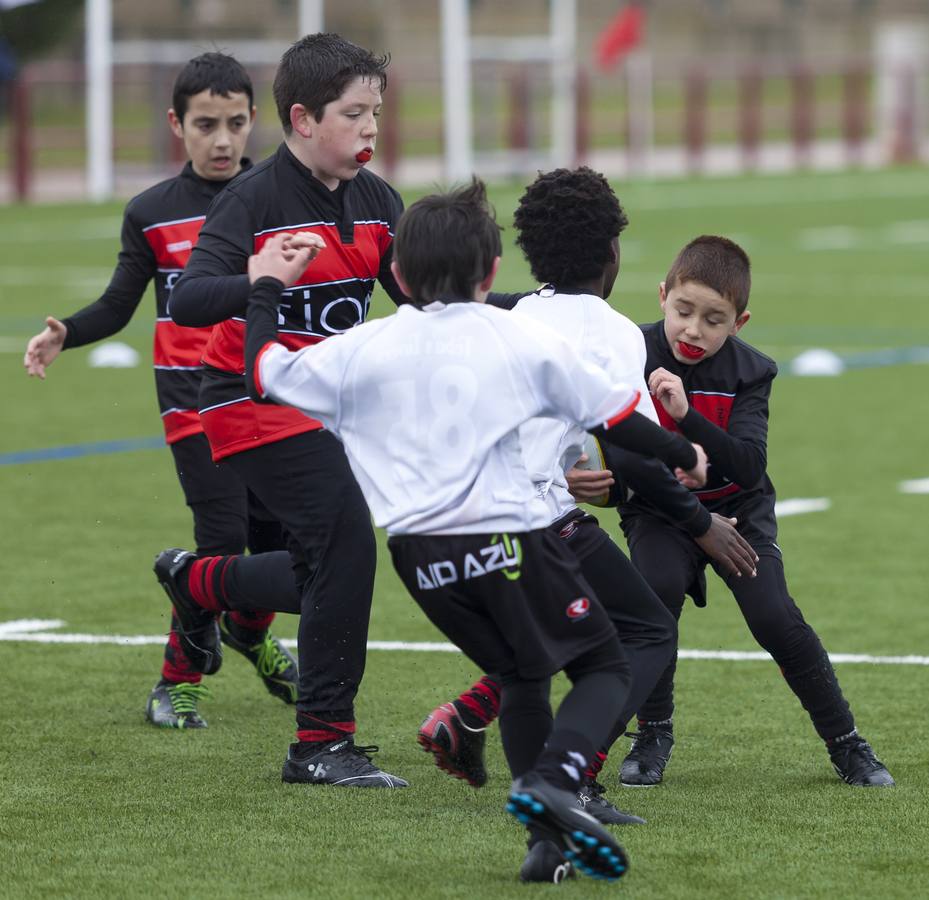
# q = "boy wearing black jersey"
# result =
<box><xmin>23</xmin><ymin>53</ymin><xmax>298</xmax><ymax>729</ymax></box>
<box><xmin>241</xmin><ymin>180</ymin><xmax>708</xmax><ymax>882</ymax></box>
<box><xmin>165</xmin><ymin>34</ymin><xmax>408</xmax><ymax>787</ymax></box>
<box><xmin>610</xmin><ymin>236</ymin><xmax>894</xmax><ymax>788</ymax></box>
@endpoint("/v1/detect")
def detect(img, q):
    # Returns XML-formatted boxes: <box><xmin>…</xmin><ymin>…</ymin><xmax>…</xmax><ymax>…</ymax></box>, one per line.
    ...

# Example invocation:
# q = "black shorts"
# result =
<box><xmin>550</xmin><ymin>508</ymin><xmax>610</xmax><ymax>560</ymax></box>
<box><xmin>388</xmin><ymin>527</ymin><xmax>616</xmax><ymax>680</ymax></box>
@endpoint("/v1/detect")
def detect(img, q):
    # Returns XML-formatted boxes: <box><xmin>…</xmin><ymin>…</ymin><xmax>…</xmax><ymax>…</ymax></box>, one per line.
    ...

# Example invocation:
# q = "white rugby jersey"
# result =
<box><xmin>255</xmin><ymin>300</ymin><xmax>640</xmax><ymax>535</ymax></box>
<box><xmin>514</xmin><ymin>289</ymin><xmax>659</xmax><ymax>521</ymax></box>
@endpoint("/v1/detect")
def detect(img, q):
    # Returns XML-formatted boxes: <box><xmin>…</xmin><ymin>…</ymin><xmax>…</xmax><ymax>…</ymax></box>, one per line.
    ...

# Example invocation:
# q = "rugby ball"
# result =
<box><xmin>573</xmin><ymin>433</ymin><xmax>611</xmax><ymax>507</ymax></box>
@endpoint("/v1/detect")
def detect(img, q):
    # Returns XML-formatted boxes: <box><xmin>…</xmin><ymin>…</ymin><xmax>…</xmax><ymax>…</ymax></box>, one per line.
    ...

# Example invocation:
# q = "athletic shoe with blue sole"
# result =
<box><xmin>506</xmin><ymin>772</ymin><xmax>628</xmax><ymax>882</ymax></box>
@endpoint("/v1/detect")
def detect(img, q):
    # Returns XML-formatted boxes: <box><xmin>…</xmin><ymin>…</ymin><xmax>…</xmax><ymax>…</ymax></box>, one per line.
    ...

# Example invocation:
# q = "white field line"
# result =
<box><xmin>1</xmin><ymin>620</ymin><xmax>927</xmax><ymax>666</ymax></box>
<box><xmin>899</xmin><ymin>478</ymin><xmax>929</xmax><ymax>495</ymax></box>
<box><xmin>774</xmin><ymin>497</ymin><xmax>830</xmax><ymax>516</ymax></box>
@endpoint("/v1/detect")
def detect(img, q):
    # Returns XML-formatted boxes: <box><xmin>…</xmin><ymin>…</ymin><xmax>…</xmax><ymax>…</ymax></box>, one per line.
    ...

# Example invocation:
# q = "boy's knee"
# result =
<box><xmin>564</xmin><ymin>636</ymin><xmax>631</xmax><ymax>684</ymax></box>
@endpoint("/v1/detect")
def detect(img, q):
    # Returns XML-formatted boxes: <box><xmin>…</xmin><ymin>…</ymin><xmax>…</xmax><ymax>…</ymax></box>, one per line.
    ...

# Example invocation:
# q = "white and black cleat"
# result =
<box><xmin>282</xmin><ymin>738</ymin><xmax>409</xmax><ymax>788</ymax></box>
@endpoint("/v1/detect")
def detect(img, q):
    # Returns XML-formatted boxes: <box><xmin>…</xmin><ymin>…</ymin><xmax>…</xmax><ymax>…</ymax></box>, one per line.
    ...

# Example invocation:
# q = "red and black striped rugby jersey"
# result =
<box><xmin>169</xmin><ymin>143</ymin><xmax>406</xmax><ymax>461</ymax></box>
<box><xmin>61</xmin><ymin>161</ymin><xmax>252</xmax><ymax>444</ymax></box>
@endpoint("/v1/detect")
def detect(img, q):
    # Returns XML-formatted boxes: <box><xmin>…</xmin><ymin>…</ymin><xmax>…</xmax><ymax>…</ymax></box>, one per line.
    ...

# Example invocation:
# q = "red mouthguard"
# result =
<box><xmin>355</xmin><ymin>148</ymin><xmax>373</xmax><ymax>163</ymax></box>
<box><xmin>677</xmin><ymin>341</ymin><xmax>705</xmax><ymax>360</ymax></box>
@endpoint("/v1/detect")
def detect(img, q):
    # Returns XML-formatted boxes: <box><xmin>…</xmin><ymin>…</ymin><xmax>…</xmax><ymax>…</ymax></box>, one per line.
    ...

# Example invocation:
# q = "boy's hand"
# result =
<box><xmin>649</xmin><ymin>367</ymin><xmax>689</xmax><ymax>421</ymax></box>
<box><xmin>248</xmin><ymin>231</ymin><xmax>326</xmax><ymax>287</ymax></box>
<box><xmin>565</xmin><ymin>456</ymin><xmax>615</xmax><ymax>503</ymax></box>
<box><xmin>675</xmin><ymin>442</ymin><xmax>707</xmax><ymax>489</ymax></box>
<box><xmin>695</xmin><ymin>514</ymin><xmax>759</xmax><ymax>578</ymax></box>
<box><xmin>24</xmin><ymin>316</ymin><xmax>67</xmax><ymax>379</ymax></box>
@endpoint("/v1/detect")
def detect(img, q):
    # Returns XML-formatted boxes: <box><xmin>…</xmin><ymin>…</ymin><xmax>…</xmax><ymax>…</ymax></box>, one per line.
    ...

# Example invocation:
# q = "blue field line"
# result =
<box><xmin>0</xmin><ymin>436</ymin><xmax>164</xmax><ymax>466</ymax></box>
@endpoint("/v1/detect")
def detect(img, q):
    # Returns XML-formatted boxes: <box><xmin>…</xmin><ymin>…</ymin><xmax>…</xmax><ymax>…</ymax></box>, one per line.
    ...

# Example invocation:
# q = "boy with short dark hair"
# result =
<box><xmin>23</xmin><ymin>52</ymin><xmax>298</xmax><ymax>729</ymax></box>
<box><xmin>241</xmin><ymin>179</ymin><xmax>709</xmax><ymax>882</ymax></box>
<box><xmin>165</xmin><ymin>33</ymin><xmax>409</xmax><ymax>787</ymax></box>
<box><xmin>615</xmin><ymin>235</ymin><xmax>894</xmax><ymax>788</ymax></box>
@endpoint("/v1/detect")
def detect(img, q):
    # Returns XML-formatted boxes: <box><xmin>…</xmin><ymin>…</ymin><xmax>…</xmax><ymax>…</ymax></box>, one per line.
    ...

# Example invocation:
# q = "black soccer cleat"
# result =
<box><xmin>145</xmin><ymin>680</ymin><xmax>209</xmax><ymax>729</ymax></box>
<box><xmin>828</xmin><ymin>733</ymin><xmax>895</xmax><ymax>787</ymax></box>
<box><xmin>620</xmin><ymin>724</ymin><xmax>674</xmax><ymax>787</ymax></box>
<box><xmin>506</xmin><ymin>772</ymin><xmax>628</xmax><ymax>882</ymax></box>
<box><xmin>219</xmin><ymin>612</ymin><xmax>298</xmax><ymax>705</ymax></box>
<box><xmin>417</xmin><ymin>702</ymin><xmax>488</xmax><ymax>787</ymax></box>
<box><xmin>282</xmin><ymin>738</ymin><xmax>409</xmax><ymax>788</ymax></box>
<box><xmin>519</xmin><ymin>840</ymin><xmax>575</xmax><ymax>884</ymax></box>
<box><xmin>577</xmin><ymin>780</ymin><xmax>646</xmax><ymax>825</ymax></box>
<box><xmin>153</xmin><ymin>548</ymin><xmax>222</xmax><ymax>676</ymax></box>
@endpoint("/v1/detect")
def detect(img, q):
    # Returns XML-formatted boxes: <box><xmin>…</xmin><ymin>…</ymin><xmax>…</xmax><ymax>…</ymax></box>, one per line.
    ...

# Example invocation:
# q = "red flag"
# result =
<box><xmin>596</xmin><ymin>4</ymin><xmax>645</xmax><ymax>70</ymax></box>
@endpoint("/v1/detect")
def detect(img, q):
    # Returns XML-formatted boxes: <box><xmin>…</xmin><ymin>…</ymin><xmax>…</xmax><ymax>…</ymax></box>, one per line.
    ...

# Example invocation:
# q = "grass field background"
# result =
<box><xmin>1</xmin><ymin>167</ymin><xmax>928</xmax><ymax>898</ymax></box>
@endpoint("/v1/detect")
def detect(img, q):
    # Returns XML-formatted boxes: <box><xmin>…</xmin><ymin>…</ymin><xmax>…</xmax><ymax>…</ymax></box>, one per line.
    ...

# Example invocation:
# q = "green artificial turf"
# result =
<box><xmin>1</xmin><ymin>167</ymin><xmax>927</xmax><ymax>898</ymax></box>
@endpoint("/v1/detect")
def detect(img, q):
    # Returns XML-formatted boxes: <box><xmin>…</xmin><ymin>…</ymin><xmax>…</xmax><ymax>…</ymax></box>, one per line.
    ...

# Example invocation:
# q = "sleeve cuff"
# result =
<box><xmin>602</xmin><ymin>390</ymin><xmax>641</xmax><ymax>430</ymax></box>
<box><xmin>681</xmin><ymin>505</ymin><xmax>713</xmax><ymax>538</ymax></box>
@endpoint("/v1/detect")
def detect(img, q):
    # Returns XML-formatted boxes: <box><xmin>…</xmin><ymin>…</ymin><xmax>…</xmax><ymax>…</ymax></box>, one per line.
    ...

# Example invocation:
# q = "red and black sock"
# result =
<box><xmin>453</xmin><ymin>675</ymin><xmax>501</xmax><ymax>729</ymax></box>
<box><xmin>227</xmin><ymin>608</ymin><xmax>275</xmax><ymax>641</ymax></box>
<box><xmin>584</xmin><ymin>750</ymin><xmax>609</xmax><ymax>783</ymax></box>
<box><xmin>296</xmin><ymin>711</ymin><xmax>356</xmax><ymax>750</ymax></box>
<box><xmin>186</xmin><ymin>555</ymin><xmax>238</xmax><ymax>613</ymax></box>
<box><xmin>160</xmin><ymin>610</ymin><xmax>203</xmax><ymax>685</ymax></box>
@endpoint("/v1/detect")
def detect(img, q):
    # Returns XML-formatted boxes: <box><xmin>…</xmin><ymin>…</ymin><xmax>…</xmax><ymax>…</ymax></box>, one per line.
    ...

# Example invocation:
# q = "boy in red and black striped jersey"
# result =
<box><xmin>23</xmin><ymin>53</ymin><xmax>299</xmax><ymax>729</ymax></box>
<box><xmin>166</xmin><ymin>34</ymin><xmax>409</xmax><ymax>787</ymax></box>
<box><xmin>598</xmin><ymin>236</ymin><xmax>894</xmax><ymax>788</ymax></box>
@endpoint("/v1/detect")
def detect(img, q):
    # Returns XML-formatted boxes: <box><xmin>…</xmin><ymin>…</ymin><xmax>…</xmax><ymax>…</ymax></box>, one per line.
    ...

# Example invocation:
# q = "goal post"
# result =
<box><xmin>439</xmin><ymin>0</ymin><xmax>577</xmax><ymax>182</ymax></box>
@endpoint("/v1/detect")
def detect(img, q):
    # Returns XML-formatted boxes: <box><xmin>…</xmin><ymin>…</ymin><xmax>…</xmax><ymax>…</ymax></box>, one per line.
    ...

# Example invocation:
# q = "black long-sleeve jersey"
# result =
<box><xmin>623</xmin><ymin>321</ymin><xmax>779</xmax><ymax>543</ymax></box>
<box><xmin>169</xmin><ymin>143</ymin><xmax>406</xmax><ymax>461</ymax></box>
<box><xmin>60</xmin><ymin>160</ymin><xmax>251</xmax><ymax>444</ymax></box>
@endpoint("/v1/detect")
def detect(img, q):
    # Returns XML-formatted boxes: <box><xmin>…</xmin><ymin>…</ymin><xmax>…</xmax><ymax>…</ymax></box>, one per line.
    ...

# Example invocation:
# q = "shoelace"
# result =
<box><xmin>337</xmin><ymin>744</ymin><xmax>381</xmax><ymax>772</ymax></box>
<box><xmin>254</xmin><ymin>634</ymin><xmax>292</xmax><ymax>677</ymax></box>
<box><xmin>834</xmin><ymin>737</ymin><xmax>881</xmax><ymax>770</ymax></box>
<box><xmin>166</xmin><ymin>682</ymin><xmax>210</xmax><ymax>714</ymax></box>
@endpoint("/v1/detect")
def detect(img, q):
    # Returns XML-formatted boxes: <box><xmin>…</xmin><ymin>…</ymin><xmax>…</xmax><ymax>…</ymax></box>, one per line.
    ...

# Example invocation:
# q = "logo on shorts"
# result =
<box><xmin>558</xmin><ymin>520</ymin><xmax>578</xmax><ymax>540</ymax></box>
<box><xmin>566</xmin><ymin>597</ymin><xmax>590</xmax><ymax>620</ymax></box>
<box><xmin>414</xmin><ymin>534</ymin><xmax>523</xmax><ymax>590</ymax></box>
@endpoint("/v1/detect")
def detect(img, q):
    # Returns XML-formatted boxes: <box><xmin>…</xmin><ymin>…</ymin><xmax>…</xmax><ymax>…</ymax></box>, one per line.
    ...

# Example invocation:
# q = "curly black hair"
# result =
<box><xmin>513</xmin><ymin>167</ymin><xmax>629</xmax><ymax>287</ymax></box>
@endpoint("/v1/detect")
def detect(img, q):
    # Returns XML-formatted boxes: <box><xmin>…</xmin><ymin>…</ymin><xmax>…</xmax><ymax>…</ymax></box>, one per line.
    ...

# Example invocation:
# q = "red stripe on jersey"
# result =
<box><xmin>204</xmin><ymin>320</ymin><xmax>323</xmax><ymax>373</ymax></box>
<box><xmin>143</xmin><ymin>217</ymin><xmax>205</xmax><ymax>269</ymax></box>
<box><xmin>254</xmin><ymin>221</ymin><xmax>391</xmax><ymax>284</ymax></box>
<box><xmin>153</xmin><ymin>319</ymin><xmax>212</xmax><ymax>368</ymax></box>
<box><xmin>651</xmin><ymin>397</ymin><xmax>679</xmax><ymax>431</ymax></box>
<box><xmin>650</xmin><ymin>391</ymin><xmax>742</xmax><ymax>499</ymax></box>
<box><xmin>652</xmin><ymin>392</ymin><xmax>735</xmax><ymax>432</ymax></box>
<box><xmin>200</xmin><ymin>397</ymin><xmax>322</xmax><ymax>462</ymax></box>
<box><xmin>691</xmin><ymin>392</ymin><xmax>735</xmax><ymax>429</ymax></box>
<box><xmin>603</xmin><ymin>390</ymin><xmax>641</xmax><ymax>429</ymax></box>
<box><xmin>163</xmin><ymin>409</ymin><xmax>202</xmax><ymax>445</ymax></box>
<box><xmin>693</xmin><ymin>483</ymin><xmax>742</xmax><ymax>501</ymax></box>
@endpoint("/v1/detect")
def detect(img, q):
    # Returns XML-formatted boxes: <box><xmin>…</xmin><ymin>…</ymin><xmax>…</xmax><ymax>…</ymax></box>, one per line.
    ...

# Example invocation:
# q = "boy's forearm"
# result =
<box><xmin>593</xmin><ymin>410</ymin><xmax>697</xmax><ymax>472</ymax></box>
<box><xmin>62</xmin><ymin>260</ymin><xmax>152</xmax><ymax>349</ymax></box>
<box><xmin>244</xmin><ymin>277</ymin><xmax>285</xmax><ymax>404</ymax></box>
<box><xmin>677</xmin><ymin>407</ymin><xmax>767</xmax><ymax>488</ymax></box>
<box><xmin>170</xmin><ymin>272</ymin><xmax>251</xmax><ymax>326</ymax></box>
<box><xmin>610</xmin><ymin>447</ymin><xmax>712</xmax><ymax>536</ymax></box>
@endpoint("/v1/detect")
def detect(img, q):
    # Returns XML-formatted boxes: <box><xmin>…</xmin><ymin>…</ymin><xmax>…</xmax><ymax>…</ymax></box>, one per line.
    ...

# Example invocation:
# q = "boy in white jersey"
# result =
<box><xmin>420</xmin><ymin>170</ymin><xmax>759</xmax><ymax>877</ymax></box>
<box><xmin>242</xmin><ymin>180</ymin><xmax>706</xmax><ymax>883</ymax></box>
